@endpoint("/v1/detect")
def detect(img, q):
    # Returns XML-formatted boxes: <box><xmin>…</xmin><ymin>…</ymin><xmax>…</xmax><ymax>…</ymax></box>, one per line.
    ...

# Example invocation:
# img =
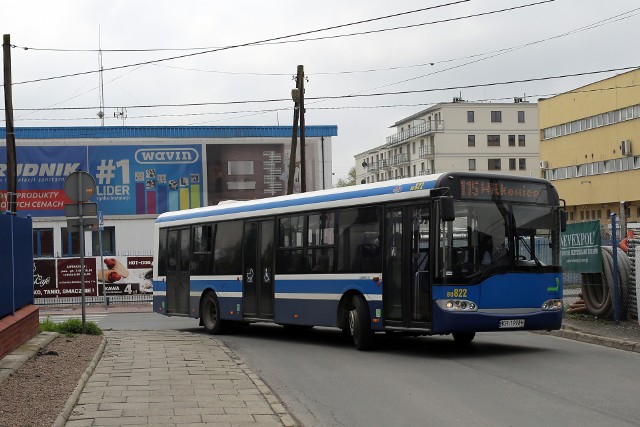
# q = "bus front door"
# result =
<box><xmin>166</xmin><ymin>228</ymin><xmax>190</xmax><ymax>316</ymax></box>
<box><xmin>242</xmin><ymin>220</ymin><xmax>275</xmax><ymax>320</ymax></box>
<box><xmin>384</xmin><ymin>205</ymin><xmax>431</xmax><ymax>327</ymax></box>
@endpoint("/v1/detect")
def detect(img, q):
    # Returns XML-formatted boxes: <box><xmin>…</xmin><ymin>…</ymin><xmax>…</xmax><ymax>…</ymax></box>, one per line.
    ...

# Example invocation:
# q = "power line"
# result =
<box><xmin>3</xmin><ymin>65</ymin><xmax>637</xmax><ymax>113</ymax></box>
<box><xmin>148</xmin><ymin>7</ymin><xmax>638</xmax><ymax>79</ymax></box>
<box><xmin>6</xmin><ymin>66</ymin><xmax>640</xmax><ymax>120</ymax></box>
<box><xmin>10</xmin><ymin>1</ymin><xmax>472</xmax><ymax>53</ymax></box>
<box><xmin>4</xmin><ymin>0</ymin><xmax>557</xmax><ymax>87</ymax></box>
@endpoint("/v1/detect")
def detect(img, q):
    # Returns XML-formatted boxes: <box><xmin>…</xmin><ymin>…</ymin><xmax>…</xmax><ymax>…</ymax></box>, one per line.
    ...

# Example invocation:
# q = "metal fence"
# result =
<box><xmin>36</xmin><ymin>294</ymin><xmax>152</xmax><ymax>307</ymax></box>
<box><xmin>0</xmin><ymin>215</ymin><xmax>34</xmax><ymax>318</ymax></box>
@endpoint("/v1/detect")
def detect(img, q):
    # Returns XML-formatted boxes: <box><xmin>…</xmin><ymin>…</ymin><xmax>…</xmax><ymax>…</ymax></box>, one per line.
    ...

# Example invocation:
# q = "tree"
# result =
<box><xmin>335</xmin><ymin>166</ymin><xmax>357</xmax><ymax>187</ymax></box>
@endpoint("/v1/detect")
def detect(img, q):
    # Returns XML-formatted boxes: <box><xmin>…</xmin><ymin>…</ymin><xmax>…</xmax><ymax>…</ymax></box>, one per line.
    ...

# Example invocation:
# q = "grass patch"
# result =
<box><xmin>40</xmin><ymin>317</ymin><xmax>103</xmax><ymax>336</ymax></box>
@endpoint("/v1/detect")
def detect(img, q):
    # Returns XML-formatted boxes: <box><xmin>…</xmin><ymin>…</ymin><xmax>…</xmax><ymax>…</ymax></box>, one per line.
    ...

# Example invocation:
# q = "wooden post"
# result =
<box><xmin>298</xmin><ymin>65</ymin><xmax>306</xmax><ymax>193</ymax></box>
<box><xmin>3</xmin><ymin>34</ymin><xmax>17</xmax><ymax>212</ymax></box>
<box><xmin>287</xmin><ymin>65</ymin><xmax>304</xmax><ymax>195</ymax></box>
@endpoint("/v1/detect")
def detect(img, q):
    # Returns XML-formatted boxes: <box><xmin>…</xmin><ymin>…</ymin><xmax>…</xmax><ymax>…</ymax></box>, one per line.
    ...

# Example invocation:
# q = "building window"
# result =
<box><xmin>468</xmin><ymin>159</ymin><xmax>476</xmax><ymax>171</ymax></box>
<box><xmin>61</xmin><ymin>228</ymin><xmax>81</xmax><ymax>257</ymax></box>
<box><xmin>468</xmin><ymin>135</ymin><xmax>475</xmax><ymax>147</ymax></box>
<box><xmin>467</xmin><ymin>111</ymin><xmax>474</xmax><ymax>123</ymax></box>
<box><xmin>488</xmin><ymin>159</ymin><xmax>501</xmax><ymax>170</ymax></box>
<box><xmin>487</xmin><ymin>135</ymin><xmax>500</xmax><ymax>146</ymax></box>
<box><xmin>580</xmin><ymin>211</ymin><xmax>585</xmax><ymax>220</ymax></box>
<box><xmin>519</xmin><ymin>158</ymin><xmax>526</xmax><ymax>170</ymax></box>
<box><xmin>508</xmin><ymin>135</ymin><xmax>515</xmax><ymax>147</ymax></box>
<box><xmin>33</xmin><ymin>229</ymin><xmax>54</xmax><ymax>257</ymax></box>
<box><xmin>518</xmin><ymin>135</ymin><xmax>526</xmax><ymax>146</ymax></box>
<box><xmin>569</xmin><ymin>212</ymin><xmax>574</xmax><ymax>221</ymax></box>
<box><xmin>92</xmin><ymin>226</ymin><xmax>116</xmax><ymax>256</ymax></box>
<box><xmin>518</xmin><ymin>111</ymin><xmax>525</xmax><ymax>123</ymax></box>
<box><xmin>509</xmin><ymin>158</ymin><xmax>516</xmax><ymax>170</ymax></box>
<box><xmin>491</xmin><ymin>111</ymin><xmax>502</xmax><ymax>123</ymax></box>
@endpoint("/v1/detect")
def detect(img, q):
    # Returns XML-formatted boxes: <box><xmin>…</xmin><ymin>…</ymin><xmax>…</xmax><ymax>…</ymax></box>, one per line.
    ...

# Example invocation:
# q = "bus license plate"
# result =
<box><xmin>499</xmin><ymin>319</ymin><xmax>525</xmax><ymax>329</ymax></box>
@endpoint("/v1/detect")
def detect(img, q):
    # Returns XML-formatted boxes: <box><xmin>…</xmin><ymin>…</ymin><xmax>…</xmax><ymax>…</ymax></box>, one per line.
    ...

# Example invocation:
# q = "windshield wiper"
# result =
<box><xmin>516</xmin><ymin>236</ymin><xmax>542</xmax><ymax>267</ymax></box>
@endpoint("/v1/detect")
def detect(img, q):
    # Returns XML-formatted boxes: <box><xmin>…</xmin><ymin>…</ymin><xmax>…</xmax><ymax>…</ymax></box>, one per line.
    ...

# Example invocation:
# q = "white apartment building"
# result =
<box><xmin>355</xmin><ymin>100</ymin><xmax>540</xmax><ymax>183</ymax></box>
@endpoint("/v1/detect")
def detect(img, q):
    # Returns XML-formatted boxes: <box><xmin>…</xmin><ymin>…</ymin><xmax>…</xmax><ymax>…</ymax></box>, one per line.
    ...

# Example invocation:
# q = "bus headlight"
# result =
<box><xmin>437</xmin><ymin>299</ymin><xmax>478</xmax><ymax>312</ymax></box>
<box><xmin>541</xmin><ymin>299</ymin><xmax>563</xmax><ymax>311</ymax></box>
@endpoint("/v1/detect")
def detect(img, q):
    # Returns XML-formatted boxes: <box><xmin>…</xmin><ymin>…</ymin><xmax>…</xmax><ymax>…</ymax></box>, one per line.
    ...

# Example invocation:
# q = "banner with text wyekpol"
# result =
<box><xmin>0</xmin><ymin>144</ymin><xmax>203</xmax><ymax>215</ymax></box>
<box><xmin>560</xmin><ymin>220</ymin><xmax>602</xmax><ymax>273</ymax></box>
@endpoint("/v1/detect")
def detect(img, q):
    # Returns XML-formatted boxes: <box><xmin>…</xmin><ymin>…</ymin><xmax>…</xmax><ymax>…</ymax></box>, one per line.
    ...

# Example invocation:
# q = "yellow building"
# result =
<box><xmin>539</xmin><ymin>68</ymin><xmax>640</xmax><ymax>225</ymax></box>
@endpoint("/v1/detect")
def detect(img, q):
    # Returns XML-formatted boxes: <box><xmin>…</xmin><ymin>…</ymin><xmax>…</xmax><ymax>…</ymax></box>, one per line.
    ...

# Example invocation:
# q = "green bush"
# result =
<box><xmin>39</xmin><ymin>316</ymin><xmax>103</xmax><ymax>336</ymax></box>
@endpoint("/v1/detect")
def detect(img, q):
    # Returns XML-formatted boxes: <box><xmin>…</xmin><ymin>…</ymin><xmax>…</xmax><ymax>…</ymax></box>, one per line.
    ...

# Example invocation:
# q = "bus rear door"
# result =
<box><xmin>166</xmin><ymin>228</ymin><xmax>190</xmax><ymax>316</ymax></box>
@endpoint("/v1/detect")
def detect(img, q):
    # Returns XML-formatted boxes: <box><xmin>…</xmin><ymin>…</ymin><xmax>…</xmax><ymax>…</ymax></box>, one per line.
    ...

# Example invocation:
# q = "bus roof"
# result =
<box><xmin>156</xmin><ymin>173</ymin><xmax>446</xmax><ymax>225</ymax></box>
<box><xmin>156</xmin><ymin>172</ymin><xmax>559</xmax><ymax>226</ymax></box>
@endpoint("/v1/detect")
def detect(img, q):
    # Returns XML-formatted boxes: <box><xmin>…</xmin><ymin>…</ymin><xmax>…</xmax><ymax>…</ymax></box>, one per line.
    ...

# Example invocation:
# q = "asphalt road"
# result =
<box><xmin>93</xmin><ymin>313</ymin><xmax>640</xmax><ymax>427</ymax></box>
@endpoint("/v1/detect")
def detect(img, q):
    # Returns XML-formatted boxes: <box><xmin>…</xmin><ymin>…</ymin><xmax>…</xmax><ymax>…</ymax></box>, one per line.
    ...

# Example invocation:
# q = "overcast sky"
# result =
<box><xmin>1</xmin><ymin>0</ymin><xmax>638</xmax><ymax>183</ymax></box>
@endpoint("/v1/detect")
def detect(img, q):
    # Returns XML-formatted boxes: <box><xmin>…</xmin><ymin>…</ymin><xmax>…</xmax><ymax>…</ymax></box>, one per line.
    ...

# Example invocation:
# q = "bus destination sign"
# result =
<box><xmin>458</xmin><ymin>178</ymin><xmax>548</xmax><ymax>203</ymax></box>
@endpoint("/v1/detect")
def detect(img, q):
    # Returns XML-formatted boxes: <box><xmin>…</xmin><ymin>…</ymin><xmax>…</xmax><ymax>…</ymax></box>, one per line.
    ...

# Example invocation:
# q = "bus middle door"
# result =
<box><xmin>242</xmin><ymin>220</ymin><xmax>275</xmax><ymax>320</ymax></box>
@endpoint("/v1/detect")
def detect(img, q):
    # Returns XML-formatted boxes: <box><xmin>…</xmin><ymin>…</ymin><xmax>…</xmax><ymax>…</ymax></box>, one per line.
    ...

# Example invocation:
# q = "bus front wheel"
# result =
<box><xmin>201</xmin><ymin>292</ymin><xmax>224</xmax><ymax>334</ymax></box>
<box><xmin>348</xmin><ymin>296</ymin><xmax>374</xmax><ymax>351</ymax></box>
<box><xmin>452</xmin><ymin>332</ymin><xmax>475</xmax><ymax>344</ymax></box>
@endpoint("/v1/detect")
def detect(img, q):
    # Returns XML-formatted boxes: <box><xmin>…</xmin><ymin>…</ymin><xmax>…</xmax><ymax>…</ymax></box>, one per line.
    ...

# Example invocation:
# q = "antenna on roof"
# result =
<box><xmin>98</xmin><ymin>26</ymin><xmax>105</xmax><ymax>126</ymax></box>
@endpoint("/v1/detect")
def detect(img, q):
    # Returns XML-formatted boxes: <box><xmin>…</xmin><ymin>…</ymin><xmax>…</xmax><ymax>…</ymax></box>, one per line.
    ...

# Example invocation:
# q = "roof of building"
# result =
<box><xmin>390</xmin><ymin>100</ymin><xmax>536</xmax><ymax>128</ymax></box>
<box><xmin>0</xmin><ymin>125</ymin><xmax>338</xmax><ymax>140</ymax></box>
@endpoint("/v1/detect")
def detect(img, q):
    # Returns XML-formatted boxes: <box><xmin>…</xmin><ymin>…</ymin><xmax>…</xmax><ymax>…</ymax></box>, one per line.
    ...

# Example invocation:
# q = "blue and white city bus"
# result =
<box><xmin>153</xmin><ymin>172</ymin><xmax>566</xmax><ymax>350</ymax></box>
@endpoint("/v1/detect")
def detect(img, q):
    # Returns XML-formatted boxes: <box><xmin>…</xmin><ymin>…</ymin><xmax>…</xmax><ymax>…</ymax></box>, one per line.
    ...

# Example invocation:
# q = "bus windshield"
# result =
<box><xmin>439</xmin><ymin>200</ymin><xmax>560</xmax><ymax>282</ymax></box>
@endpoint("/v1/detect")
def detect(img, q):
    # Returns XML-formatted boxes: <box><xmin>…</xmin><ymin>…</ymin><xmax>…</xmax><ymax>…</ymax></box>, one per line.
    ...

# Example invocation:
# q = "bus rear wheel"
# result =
<box><xmin>348</xmin><ymin>296</ymin><xmax>374</xmax><ymax>351</ymax></box>
<box><xmin>201</xmin><ymin>292</ymin><xmax>224</xmax><ymax>334</ymax></box>
<box><xmin>452</xmin><ymin>332</ymin><xmax>475</xmax><ymax>344</ymax></box>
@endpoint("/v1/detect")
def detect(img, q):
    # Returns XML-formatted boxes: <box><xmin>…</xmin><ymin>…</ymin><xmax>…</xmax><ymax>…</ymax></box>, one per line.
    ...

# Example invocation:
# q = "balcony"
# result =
<box><xmin>386</xmin><ymin>120</ymin><xmax>444</xmax><ymax>145</ymax></box>
<box><xmin>379</xmin><ymin>159</ymin><xmax>391</xmax><ymax>169</ymax></box>
<box><xmin>418</xmin><ymin>169</ymin><xmax>434</xmax><ymax>176</ymax></box>
<box><xmin>390</xmin><ymin>153</ymin><xmax>410</xmax><ymax>167</ymax></box>
<box><xmin>366</xmin><ymin>162</ymin><xmax>379</xmax><ymax>172</ymax></box>
<box><xmin>418</xmin><ymin>144</ymin><xmax>435</xmax><ymax>158</ymax></box>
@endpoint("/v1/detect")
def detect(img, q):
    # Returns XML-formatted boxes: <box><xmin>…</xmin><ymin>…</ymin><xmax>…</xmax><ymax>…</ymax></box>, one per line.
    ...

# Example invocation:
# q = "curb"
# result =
<box><xmin>52</xmin><ymin>335</ymin><xmax>108</xmax><ymax>427</ymax></box>
<box><xmin>218</xmin><ymin>339</ymin><xmax>300</xmax><ymax>427</ymax></box>
<box><xmin>0</xmin><ymin>331</ymin><xmax>60</xmax><ymax>385</ymax></box>
<box><xmin>538</xmin><ymin>328</ymin><xmax>640</xmax><ymax>353</ymax></box>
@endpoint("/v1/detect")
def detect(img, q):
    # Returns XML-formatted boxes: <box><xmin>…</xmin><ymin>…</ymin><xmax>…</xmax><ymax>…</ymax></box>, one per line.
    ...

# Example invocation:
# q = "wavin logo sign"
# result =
<box><xmin>134</xmin><ymin>148</ymin><xmax>199</xmax><ymax>164</ymax></box>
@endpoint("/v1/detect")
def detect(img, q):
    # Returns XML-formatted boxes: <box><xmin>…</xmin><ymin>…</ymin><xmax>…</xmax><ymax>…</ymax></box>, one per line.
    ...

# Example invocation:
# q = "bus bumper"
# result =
<box><xmin>431</xmin><ymin>304</ymin><xmax>563</xmax><ymax>335</ymax></box>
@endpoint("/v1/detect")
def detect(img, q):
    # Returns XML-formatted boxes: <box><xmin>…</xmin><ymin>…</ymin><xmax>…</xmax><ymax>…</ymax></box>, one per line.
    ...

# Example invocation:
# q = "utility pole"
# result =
<box><xmin>298</xmin><ymin>65</ymin><xmax>306</xmax><ymax>193</ymax></box>
<box><xmin>287</xmin><ymin>65</ymin><xmax>304</xmax><ymax>195</ymax></box>
<box><xmin>3</xmin><ymin>34</ymin><xmax>17</xmax><ymax>213</ymax></box>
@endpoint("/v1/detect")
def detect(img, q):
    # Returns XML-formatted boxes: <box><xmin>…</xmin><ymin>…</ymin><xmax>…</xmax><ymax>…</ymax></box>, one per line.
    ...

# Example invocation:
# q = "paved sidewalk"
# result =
<box><xmin>65</xmin><ymin>331</ymin><xmax>297</xmax><ymax>427</ymax></box>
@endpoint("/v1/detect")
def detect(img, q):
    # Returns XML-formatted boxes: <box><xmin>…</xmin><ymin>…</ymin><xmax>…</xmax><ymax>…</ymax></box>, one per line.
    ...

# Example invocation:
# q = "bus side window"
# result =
<box><xmin>158</xmin><ymin>228</ymin><xmax>168</xmax><ymax>276</ymax></box>
<box><xmin>213</xmin><ymin>220</ymin><xmax>243</xmax><ymax>275</ymax></box>
<box><xmin>337</xmin><ymin>206</ymin><xmax>381</xmax><ymax>273</ymax></box>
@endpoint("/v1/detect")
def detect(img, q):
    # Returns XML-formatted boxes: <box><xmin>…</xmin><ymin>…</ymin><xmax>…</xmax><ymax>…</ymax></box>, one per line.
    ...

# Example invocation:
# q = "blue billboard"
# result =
<box><xmin>0</xmin><ymin>144</ymin><xmax>203</xmax><ymax>216</ymax></box>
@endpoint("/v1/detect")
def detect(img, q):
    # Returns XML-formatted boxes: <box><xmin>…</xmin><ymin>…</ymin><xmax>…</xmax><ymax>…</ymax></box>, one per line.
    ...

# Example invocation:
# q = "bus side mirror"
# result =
<box><xmin>440</xmin><ymin>196</ymin><xmax>455</xmax><ymax>222</ymax></box>
<box><xmin>560</xmin><ymin>210</ymin><xmax>567</xmax><ymax>232</ymax></box>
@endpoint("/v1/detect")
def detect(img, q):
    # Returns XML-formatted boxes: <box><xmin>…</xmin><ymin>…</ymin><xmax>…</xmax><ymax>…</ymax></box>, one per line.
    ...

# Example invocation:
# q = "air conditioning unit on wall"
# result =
<box><xmin>621</xmin><ymin>140</ymin><xmax>632</xmax><ymax>156</ymax></box>
<box><xmin>539</xmin><ymin>160</ymin><xmax>549</xmax><ymax>169</ymax></box>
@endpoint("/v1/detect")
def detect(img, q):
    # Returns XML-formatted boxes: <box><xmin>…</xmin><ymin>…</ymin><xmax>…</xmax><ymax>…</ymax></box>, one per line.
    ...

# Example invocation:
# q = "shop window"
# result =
<box><xmin>61</xmin><ymin>228</ymin><xmax>81</xmax><ymax>257</ymax></box>
<box><xmin>92</xmin><ymin>226</ymin><xmax>116</xmax><ymax>256</ymax></box>
<box><xmin>33</xmin><ymin>229</ymin><xmax>54</xmax><ymax>258</ymax></box>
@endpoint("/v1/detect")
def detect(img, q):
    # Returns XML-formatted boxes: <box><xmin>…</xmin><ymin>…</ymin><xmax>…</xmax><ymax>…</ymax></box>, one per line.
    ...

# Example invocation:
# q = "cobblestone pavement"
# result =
<box><xmin>66</xmin><ymin>331</ymin><xmax>297</xmax><ymax>427</ymax></box>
